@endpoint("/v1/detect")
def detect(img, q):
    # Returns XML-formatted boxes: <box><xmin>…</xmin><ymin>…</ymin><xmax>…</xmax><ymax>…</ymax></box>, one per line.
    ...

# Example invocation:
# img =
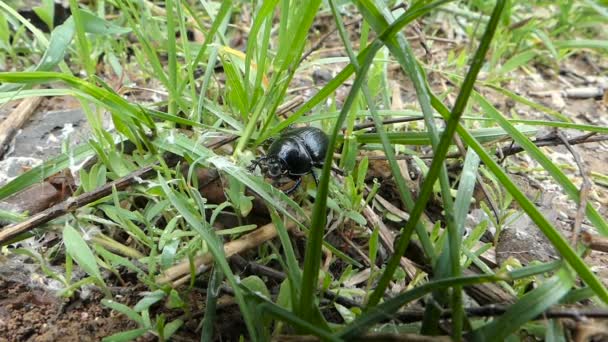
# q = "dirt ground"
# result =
<box><xmin>0</xmin><ymin>279</ymin><xmax>138</xmax><ymax>341</ymax></box>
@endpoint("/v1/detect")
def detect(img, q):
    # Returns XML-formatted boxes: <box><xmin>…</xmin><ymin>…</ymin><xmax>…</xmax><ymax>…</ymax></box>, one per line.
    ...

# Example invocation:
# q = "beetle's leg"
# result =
<box><xmin>284</xmin><ymin>177</ymin><xmax>302</xmax><ymax>195</ymax></box>
<box><xmin>311</xmin><ymin>170</ymin><xmax>319</xmax><ymax>187</ymax></box>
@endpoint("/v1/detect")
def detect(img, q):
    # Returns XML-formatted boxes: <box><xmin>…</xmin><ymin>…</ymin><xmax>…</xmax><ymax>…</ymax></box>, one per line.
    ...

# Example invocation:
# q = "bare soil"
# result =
<box><xmin>0</xmin><ymin>279</ymin><xmax>137</xmax><ymax>342</ymax></box>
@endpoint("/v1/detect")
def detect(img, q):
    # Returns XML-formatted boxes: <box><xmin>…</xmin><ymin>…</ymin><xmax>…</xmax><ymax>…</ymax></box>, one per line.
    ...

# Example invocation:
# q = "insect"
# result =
<box><xmin>249</xmin><ymin>126</ymin><xmax>329</xmax><ymax>194</ymax></box>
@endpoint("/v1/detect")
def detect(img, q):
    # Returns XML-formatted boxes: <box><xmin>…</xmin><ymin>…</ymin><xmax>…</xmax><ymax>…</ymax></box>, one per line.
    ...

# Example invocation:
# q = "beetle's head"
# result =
<box><xmin>266</xmin><ymin>157</ymin><xmax>284</xmax><ymax>178</ymax></box>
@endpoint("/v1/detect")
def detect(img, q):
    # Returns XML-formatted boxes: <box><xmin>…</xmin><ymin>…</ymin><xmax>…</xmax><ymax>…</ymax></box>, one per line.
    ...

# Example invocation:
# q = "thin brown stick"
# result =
<box><xmin>354</xmin><ymin>133</ymin><xmax>608</xmax><ymax>161</ymax></box>
<box><xmin>555</xmin><ymin>130</ymin><xmax>593</xmax><ymax>245</ymax></box>
<box><xmin>158</xmin><ymin>218</ymin><xmax>298</xmax><ymax>285</ymax></box>
<box><xmin>498</xmin><ymin>132</ymin><xmax>603</xmax><ymax>159</ymax></box>
<box><xmin>299</xmin><ymin>17</ymin><xmax>361</xmax><ymax>63</ymax></box>
<box><xmin>276</xmin><ymin>95</ymin><xmax>305</xmax><ymax>119</ymax></box>
<box><xmin>393</xmin><ymin>305</ymin><xmax>608</xmax><ymax>323</ymax></box>
<box><xmin>362</xmin><ymin>204</ymin><xmax>419</xmax><ymax>279</ymax></box>
<box><xmin>352</xmin><ymin>116</ymin><xmax>425</xmax><ymax>131</ymax></box>
<box><xmin>581</xmin><ymin>231</ymin><xmax>608</xmax><ymax>253</ymax></box>
<box><xmin>0</xmin><ymin>96</ymin><xmax>43</xmax><ymax>159</ymax></box>
<box><xmin>0</xmin><ymin>135</ymin><xmax>237</xmax><ymax>245</ymax></box>
<box><xmin>0</xmin><ymin>163</ymin><xmax>163</xmax><ymax>245</ymax></box>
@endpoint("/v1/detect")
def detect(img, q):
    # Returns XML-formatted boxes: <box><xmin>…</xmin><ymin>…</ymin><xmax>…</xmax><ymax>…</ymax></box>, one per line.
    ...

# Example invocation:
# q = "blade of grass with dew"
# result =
<box><xmin>259</xmin><ymin>0</ymin><xmax>455</xmax><ymax>144</ymax></box>
<box><xmin>470</xmin><ymin>268</ymin><xmax>574</xmax><ymax>341</ymax></box>
<box><xmin>363</xmin><ymin>0</ymin><xmax>506</xmax><ymax>309</ymax></box>
<box><xmin>472</xmin><ymin>91</ymin><xmax>608</xmax><ymax>235</ymax></box>
<box><xmin>159</xmin><ymin>175</ymin><xmax>259</xmax><ymax>340</ymax></box>
<box><xmin>429</xmin><ymin>94</ymin><xmax>608</xmax><ymax>303</ymax></box>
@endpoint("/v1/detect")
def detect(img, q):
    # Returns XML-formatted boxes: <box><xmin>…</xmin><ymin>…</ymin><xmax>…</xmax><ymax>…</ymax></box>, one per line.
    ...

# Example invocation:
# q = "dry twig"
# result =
<box><xmin>0</xmin><ymin>96</ymin><xmax>43</xmax><ymax>159</ymax></box>
<box><xmin>158</xmin><ymin>218</ymin><xmax>298</xmax><ymax>286</ymax></box>
<box><xmin>581</xmin><ymin>231</ymin><xmax>608</xmax><ymax>253</ymax></box>
<box><xmin>555</xmin><ymin>130</ymin><xmax>593</xmax><ymax>245</ymax></box>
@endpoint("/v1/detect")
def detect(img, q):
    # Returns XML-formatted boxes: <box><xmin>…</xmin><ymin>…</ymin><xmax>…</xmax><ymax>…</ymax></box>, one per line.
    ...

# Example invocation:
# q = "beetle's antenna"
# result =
<box><xmin>247</xmin><ymin>156</ymin><xmax>267</xmax><ymax>172</ymax></box>
<box><xmin>330</xmin><ymin>165</ymin><xmax>345</xmax><ymax>176</ymax></box>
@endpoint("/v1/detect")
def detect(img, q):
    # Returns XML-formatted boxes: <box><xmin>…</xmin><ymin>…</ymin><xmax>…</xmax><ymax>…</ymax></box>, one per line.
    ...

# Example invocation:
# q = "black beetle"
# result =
<box><xmin>249</xmin><ymin>127</ymin><xmax>329</xmax><ymax>194</ymax></box>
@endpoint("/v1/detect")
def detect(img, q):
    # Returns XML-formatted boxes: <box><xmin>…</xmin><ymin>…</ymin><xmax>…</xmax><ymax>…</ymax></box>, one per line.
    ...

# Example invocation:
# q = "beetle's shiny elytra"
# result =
<box><xmin>249</xmin><ymin>127</ymin><xmax>329</xmax><ymax>194</ymax></box>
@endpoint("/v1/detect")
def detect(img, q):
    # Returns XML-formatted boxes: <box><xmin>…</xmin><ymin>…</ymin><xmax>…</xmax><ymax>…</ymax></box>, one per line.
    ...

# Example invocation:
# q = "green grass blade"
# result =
<box><xmin>297</xmin><ymin>27</ymin><xmax>377</xmax><ymax>325</ymax></box>
<box><xmin>336</xmin><ymin>0</ymin><xmax>437</xmax><ymax>267</ymax></box>
<box><xmin>269</xmin><ymin>209</ymin><xmax>302</xmax><ymax>290</ymax></box>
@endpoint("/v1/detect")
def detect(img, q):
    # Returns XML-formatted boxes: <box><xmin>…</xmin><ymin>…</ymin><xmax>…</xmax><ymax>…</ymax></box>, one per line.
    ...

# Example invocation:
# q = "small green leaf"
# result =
<box><xmin>163</xmin><ymin>319</ymin><xmax>183</xmax><ymax>340</ymax></box>
<box><xmin>160</xmin><ymin>239</ymin><xmax>180</xmax><ymax>269</ymax></box>
<box><xmin>276</xmin><ymin>280</ymin><xmax>292</xmax><ymax>310</ymax></box>
<box><xmin>499</xmin><ymin>50</ymin><xmax>537</xmax><ymax>74</ymax></box>
<box><xmin>63</xmin><ymin>225</ymin><xmax>103</xmax><ymax>281</ymax></box>
<box><xmin>344</xmin><ymin>210</ymin><xmax>367</xmax><ymax>226</ymax></box>
<box><xmin>101</xmin><ymin>328</ymin><xmax>148</xmax><ymax>342</ymax></box>
<box><xmin>101</xmin><ymin>299</ymin><xmax>144</xmax><ymax>325</ymax></box>
<box><xmin>241</xmin><ymin>275</ymin><xmax>271</xmax><ymax>299</ymax></box>
<box><xmin>239</xmin><ymin>195</ymin><xmax>254</xmax><ymax>217</ymax></box>
<box><xmin>334</xmin><ymin>303</ymin><xmax>357</xmax><ymax>324</ymax></box>
<box><xmin>369</xmin><ymin>227</ymin><xmax>379</xmax><ymax>266</ymax></box>
<box><xmin>133</xmin><ymin>290</ymin><xmax>165</xmax><ymax>312</ymax></box>
<box><xmin>166</xmin><ymin>289</ymin><xmax>186</xmax><ymax>309</ymax></box>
